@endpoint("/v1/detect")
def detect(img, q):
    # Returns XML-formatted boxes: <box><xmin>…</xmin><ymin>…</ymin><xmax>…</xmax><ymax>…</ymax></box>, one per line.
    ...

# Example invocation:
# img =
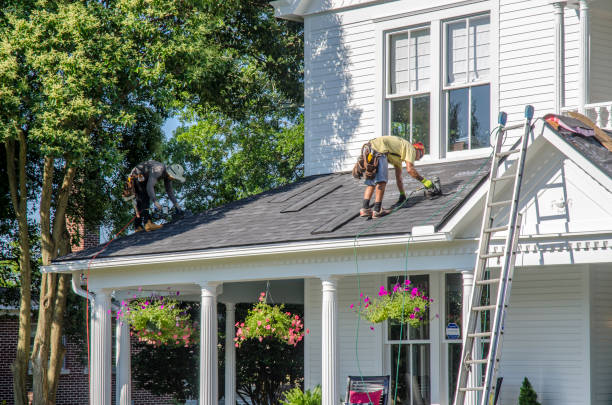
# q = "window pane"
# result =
<box><xmin>468</xmin><ymin>16</ymin><xmax>490</xmax><ymax>82</ymax></box>
<box><xmin>448</xmin><ymin>343</ymin><xmax>462</xmax><ymax>404</ymax></box>
<box><xmin>470</xmin><ymin>84</ymin><xmax>490</xmax><ymax>149</ymax></box>
<box><xmin>447</xmin><ymin>88</ymin><xmax>469</xmax><ymax>151</ymax></box>
<box><xmin>446</xmin><ymin>21</ymin><xmax>467</xmax><ymax>85</ymax></box>
<box><xmin>410</xmin><ymin>29</ymin><xmax>430</xmax><ymax>91</ymax></box>
<box><xmin>412</xmin><ymin>95</ymin><xmax>430</xmax><ymax>152</ymax></box>
<box><xmin>391</xmin><ymin>98</ymin><xmax>411</xmax><ymax>140</ymax></box>
<box><xmin>388</xmin><ymin>275</ymin><xmax>430</xmax><ymax>341</ymax></box>
<box><xmin>445</xmin><ymin>273</ymin><xmax>462</xmax><ymax>338</ymax></box>
<box><xmin>412</xmin><ymin>344</ymin><xmax>431</xmax><ymax>404</ymax></box>
<box><xmin>391</xmin><ymin>33</ymin><xmax>409</xmax><ymax>94</ymax></box>
<box><xmin>390</xmin><ymin>344</ymin><xmax>431</xmax><ymax>405</ymax></box>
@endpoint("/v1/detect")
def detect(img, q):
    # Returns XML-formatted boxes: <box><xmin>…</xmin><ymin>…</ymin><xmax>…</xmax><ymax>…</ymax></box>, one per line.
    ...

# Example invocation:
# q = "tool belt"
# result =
<box><xmin>352</xmin><ymin>142</ymin><xmax>401</xmax><ymax>180</ymax></box>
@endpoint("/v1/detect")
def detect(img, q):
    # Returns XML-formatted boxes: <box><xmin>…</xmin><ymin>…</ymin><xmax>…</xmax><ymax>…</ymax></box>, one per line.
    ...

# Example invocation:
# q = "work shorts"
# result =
<box><xmin>364</xmin><ymin>154</ymin><xmax>388</xmax><ymax>186</ymax></box>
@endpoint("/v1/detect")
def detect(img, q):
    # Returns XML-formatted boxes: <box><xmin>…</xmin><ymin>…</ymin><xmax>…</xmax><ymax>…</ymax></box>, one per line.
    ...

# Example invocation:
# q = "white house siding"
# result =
<box><xmin>590</xmin><ymin>6</ymin><xmax>612</xmax><ymax>104</ymax></box>
<box><xmin>498</xmin><ymin>0</ymin><xmax>557</xmax><ymax>125</ymax></box>
<box><xmin>306</xmin><ymin>12</ymin><xmax>377</xmax><ymax>175</ymax></box>
<box><xmin>498</xmin><ymin>265</ymin><xmax>589</xmax><ymax>405</ymax></box>
<box><xmin>589</xmin><ymin>264</ymin><xmax>612</xmax><ymax>404</ymax></box>
<box><xmin>304</xmin><ymin>275</ymin><xmax>383</xmax><ymax>395</ymax></box>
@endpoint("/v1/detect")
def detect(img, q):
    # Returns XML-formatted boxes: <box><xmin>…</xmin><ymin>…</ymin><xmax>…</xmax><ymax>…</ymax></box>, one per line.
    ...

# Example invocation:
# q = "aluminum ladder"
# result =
<box><xmin>453</xmin><ymin>105</ymin><xmax>534</xmax><ymax>405</ymax></box>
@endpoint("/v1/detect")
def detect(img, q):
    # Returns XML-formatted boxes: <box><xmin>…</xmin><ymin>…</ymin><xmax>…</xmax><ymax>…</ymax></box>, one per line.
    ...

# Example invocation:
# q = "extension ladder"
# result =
<box><xmin>453</xmin><ymin>105</ymin><xmax>534</xmax><ymax>405</ymax></box>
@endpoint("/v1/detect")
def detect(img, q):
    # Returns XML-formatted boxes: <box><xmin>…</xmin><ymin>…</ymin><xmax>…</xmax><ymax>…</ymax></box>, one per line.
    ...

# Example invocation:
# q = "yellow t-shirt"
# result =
<box><xmin>369</xmin><ymin>136</ymin><xmax>416</xmax><ymax>167</ymax></box>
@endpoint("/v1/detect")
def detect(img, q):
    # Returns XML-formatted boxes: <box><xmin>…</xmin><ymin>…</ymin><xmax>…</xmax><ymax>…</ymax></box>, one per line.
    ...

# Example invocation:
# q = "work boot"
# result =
<box><xmin>359</xmin><ymin>208</ymin><xmax>372</xmax><ymax>218</ymax></box>
<box><xmin>372</xmin><ymin>208</ymin><xmax>391</xmax><ymax>219</ymax></box>
<box><xmin>144</xmin><ymin>220</ymin><xmax>163</xmax><ymax>232</ymax></box>
<box><xmin>134</xmin><ymin>225</ymin><xmax>144</xmax><ymax>233</ymax></box>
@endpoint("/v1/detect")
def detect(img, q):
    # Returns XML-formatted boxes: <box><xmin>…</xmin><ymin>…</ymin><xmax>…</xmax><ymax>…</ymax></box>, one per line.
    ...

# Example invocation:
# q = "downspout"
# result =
<box><xmin>71</xmin><ymin>271</ymin><xmax>94</xmax><ymax>301</ymax></box>
<box><xmin>579</xmin><ymin>0</ymin><xmax>590</xmax><ymax>113</ymax></box>
<box><xmin>553</xmin><ymin>2</ymin><xmax>566</xmax><ymax>113</ymax></box>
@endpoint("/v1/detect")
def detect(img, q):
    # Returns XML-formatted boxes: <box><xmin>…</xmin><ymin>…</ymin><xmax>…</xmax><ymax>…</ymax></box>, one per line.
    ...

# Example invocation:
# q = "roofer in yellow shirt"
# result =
<box><xmin>352</xmin><ymin>136</ymin><xmax>435</xmax><ymax>218</ymax></box>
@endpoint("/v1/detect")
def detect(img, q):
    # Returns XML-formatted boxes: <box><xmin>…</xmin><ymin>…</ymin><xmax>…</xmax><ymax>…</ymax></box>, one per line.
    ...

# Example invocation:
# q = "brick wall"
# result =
<box><xmin>0</xmin><ymin>316</ymin><xmax>175</xmax><ymax>405</ymax></box>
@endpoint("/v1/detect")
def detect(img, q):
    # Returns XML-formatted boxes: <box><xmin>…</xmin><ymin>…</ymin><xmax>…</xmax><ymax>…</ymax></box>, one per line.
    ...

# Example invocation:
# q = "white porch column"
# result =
<box><xmin>553</xmin><ymin>2</ymin><xmax>566</xmax><ymax>113</ymax></box>
<box><xmin>115</xmin><ymin>317</ymin><xmax>131</xmax><ymax>405</ymax></box>
<box><xmin>461</xmin><ymin>270</ymin><xmax>477</xmax><ymax>405</ymax></box>
<box><xmin>200</xmin><ymin>282</ymin><xmax>220</xmax><ymax>405</ymax></box>
<box><xmin>579</xmin><ymin>0</ymin><xmax>590</xmax><ymax>113</ymax></box>
<box><xmin>90</xmin><ymin>290</ymin><xmax>112</xmax><ymax>405</ymax></box>
<box><xmin>320</xmin><ymin>276</ymin><xmax>338</xmax><ymax>405</ymax></box>
<box><xmin>224</xmin><ymin>303</ymin><xmax>236</xmax><ymax>405</ymax></box>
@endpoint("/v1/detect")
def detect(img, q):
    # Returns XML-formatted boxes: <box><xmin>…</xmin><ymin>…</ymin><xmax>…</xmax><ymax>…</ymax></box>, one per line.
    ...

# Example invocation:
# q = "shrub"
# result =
<box><xmin>281</xmin><ymin>385</ymin><xmax>322</xmax><ymax>405</ymax></box>
<box><xmin>518</xmin><ymin>377</ymin><xmax>541</xmax><ymax>405</ymax></box>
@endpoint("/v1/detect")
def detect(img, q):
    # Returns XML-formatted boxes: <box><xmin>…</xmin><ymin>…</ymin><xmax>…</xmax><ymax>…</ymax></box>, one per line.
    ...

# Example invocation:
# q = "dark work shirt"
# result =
<box><xmin>130</xmin><ymin>161</ymin><xmax>179</xmax><ymax>207</ymax></box>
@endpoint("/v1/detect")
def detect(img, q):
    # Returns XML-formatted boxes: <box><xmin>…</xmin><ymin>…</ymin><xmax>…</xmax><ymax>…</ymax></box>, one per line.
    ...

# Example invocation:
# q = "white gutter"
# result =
<box><xmin>71</xmin><ymin>271</ymin><xmax>94</xmax><ymax>301</ymax></box>
<box><xmin>43</xmin><ymin>231</ymin><xmax>451</xmax><ymax>274</ymax></box>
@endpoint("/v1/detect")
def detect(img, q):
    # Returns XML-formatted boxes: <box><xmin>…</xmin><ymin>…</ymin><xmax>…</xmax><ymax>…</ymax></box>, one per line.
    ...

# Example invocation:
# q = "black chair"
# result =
<box><xmin>345</xmin><ymin>375</ymin><xmax>390</xmax><ymax>405</ymax></box>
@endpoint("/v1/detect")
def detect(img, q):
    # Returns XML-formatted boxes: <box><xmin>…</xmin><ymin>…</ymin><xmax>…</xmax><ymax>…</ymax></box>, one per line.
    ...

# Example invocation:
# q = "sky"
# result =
<box><xmin>162</xmin><ymin>117</ymin><xmax>181</xmax><ymax>138</ymax></box>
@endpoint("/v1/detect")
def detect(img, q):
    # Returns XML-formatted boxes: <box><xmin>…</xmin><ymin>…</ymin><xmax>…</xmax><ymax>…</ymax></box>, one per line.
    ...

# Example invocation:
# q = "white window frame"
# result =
<box><xmin>443</xmin><ymin>14</ymin><xmax>492</xmax><ymax>157</ymax></box>
<box><xmin>384</xmin><ymin>25</ymin><xmax>432</xmax><ymax>150</ymax></box>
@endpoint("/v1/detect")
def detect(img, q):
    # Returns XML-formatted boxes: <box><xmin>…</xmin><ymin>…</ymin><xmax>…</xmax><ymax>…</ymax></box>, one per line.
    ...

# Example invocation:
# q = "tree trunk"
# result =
<box><xmin>5</xmin><ymin>133</ymin><xmax>32</xmax><ymax>405</ymax></box>
<box><xmin>32</xmin><ymin>158</ymin><xmax>77</xmax><ymax>405</ymax></box>
<box><xmin>48</xmin><ymin>229</ymin><xmax>71</xmax><ymax>404</ymax></box>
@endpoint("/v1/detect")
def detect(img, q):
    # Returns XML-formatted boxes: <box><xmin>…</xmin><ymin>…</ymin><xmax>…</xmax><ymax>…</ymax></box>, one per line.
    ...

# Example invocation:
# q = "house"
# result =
<box><xmin>42</xmin><ymin>1</ymin><xmax>612</xmax><ymax>405</ymax></box>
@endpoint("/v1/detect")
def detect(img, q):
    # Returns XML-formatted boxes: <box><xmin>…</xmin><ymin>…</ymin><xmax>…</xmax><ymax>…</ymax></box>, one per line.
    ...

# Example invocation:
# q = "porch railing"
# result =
<box><xmin>561</xmin><ymin>101</ymin><xmax>612</xmax><ymax>130</ymax></box>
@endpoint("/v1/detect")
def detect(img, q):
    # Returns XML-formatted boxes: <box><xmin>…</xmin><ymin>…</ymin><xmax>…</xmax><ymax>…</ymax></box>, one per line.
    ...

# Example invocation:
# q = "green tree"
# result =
<box><xmin>518</xmin><ymin>377</ymin><xmax>541</xmax><ymax>405</ymax></box>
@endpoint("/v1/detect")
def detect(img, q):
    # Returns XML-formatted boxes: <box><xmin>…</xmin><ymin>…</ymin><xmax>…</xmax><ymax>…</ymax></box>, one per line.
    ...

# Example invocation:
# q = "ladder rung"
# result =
<box><xmin>484</xmin><ymin>225</ymin><xmax>508</xmax><ymax>233</ymax></box>
<box><xmin>492</xmin><ymin>174</ymin><xmax>516</xmax><ymax>182</ymax></box>
<box><xmin>496</xmin><ymin>149</ymin><xmax>520</xmax><ymax>158</ymax></box>
<box><xmin>466</xmin><ymin>359</ymin><xmax>488</xmax><ymax>364</ymax></box>
<box><xmin>473</xmin><ymin>305</ymin><xmax>497</xmax><ymax>312</ymax></box>
<box><xmin>481</xmin><ymin>251</ymin><xmax>505</xmax><ymax>259</ymax></box>
<box><xmin>476</xmin><ymin>278</ymin><xmax>501</xmax><ymax>286</ymax></box>
<box><xmin>468</xmin><ymin>332</ymin><xmax>492</xmax><ymax>338</ymax></box>
<box><xmin>489</xmin><ymin>199</ymin><xmax>513</xmax><ymax>207</ymax></box>
<box><xmin>459</xmin><ymin>387</ymin><xmax>484</xmax><ymax>392</ymax></box>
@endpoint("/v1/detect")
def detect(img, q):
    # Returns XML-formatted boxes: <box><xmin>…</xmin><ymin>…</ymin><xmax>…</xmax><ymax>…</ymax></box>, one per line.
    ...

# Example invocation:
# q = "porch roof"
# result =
<box><xmin>54</xmin><ymin>157</ymin><xmax>492</xmax><ymax>263</ymax></box>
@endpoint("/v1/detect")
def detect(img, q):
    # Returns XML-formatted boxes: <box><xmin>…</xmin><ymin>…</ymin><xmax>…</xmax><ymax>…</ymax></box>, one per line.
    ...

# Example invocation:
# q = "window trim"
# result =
<box><xmin>443</xmin><ymin>14</ymin><xmax>491</xmax><ymax>89</ymax></box>
<box><xmin>385</xmin><ymin>25</ymin><xmax>432</xmax><ymax>100</ymax></box>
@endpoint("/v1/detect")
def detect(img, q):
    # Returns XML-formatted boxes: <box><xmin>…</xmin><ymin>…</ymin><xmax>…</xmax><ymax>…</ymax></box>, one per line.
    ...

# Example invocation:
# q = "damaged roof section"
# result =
<box><xmin>55</xmin><ymin>157</ymin><xmax>492</xmax><ymax>263</ymax></box>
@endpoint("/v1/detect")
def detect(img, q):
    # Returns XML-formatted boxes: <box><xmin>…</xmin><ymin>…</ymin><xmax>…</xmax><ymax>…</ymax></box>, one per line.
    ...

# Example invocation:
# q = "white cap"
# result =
<box><xmin>167</xmin><ymin>164</ymin><xmax>185</xmax><ymax>183</ymax></box>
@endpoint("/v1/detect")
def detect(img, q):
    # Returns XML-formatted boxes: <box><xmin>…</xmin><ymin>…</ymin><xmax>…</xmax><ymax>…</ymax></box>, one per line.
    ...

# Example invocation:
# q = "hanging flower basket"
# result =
<box><xmin>351</xmin><ymin>280</ymin><xmax>433</xmax><ymax>328</ymax></box>
<box><xmin>116</xmin><ymin>296</ymin><xmax>198</xmax><ymax>348</ymax></box>
<box><xmin>235</xmin><ymin>292</ymin><xmax>309</xmax><ymax>347</ymax></box>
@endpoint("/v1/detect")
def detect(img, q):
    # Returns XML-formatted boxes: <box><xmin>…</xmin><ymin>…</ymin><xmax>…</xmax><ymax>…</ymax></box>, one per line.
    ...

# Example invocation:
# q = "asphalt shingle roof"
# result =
<box><xmin>55</xmin><ymin>157</ymin><xmax>492</xmax><ymax>263</ymax></box>
<box><xmin>551</xmin><ymin>122</ymin><xmax>612</xmax><ymax>179</ymax></box>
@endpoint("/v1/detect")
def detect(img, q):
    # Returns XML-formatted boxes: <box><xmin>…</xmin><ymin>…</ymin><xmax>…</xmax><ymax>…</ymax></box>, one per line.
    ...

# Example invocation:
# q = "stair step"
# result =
<box><xmin>466</xmin><ymin>359</ymin><xmax>488</xmax><ymax>365</ymax></box>
<box><xmin>484</xmin><ymin>225</ymin><xmax>508</xmax><ymax>233</ymax></box>
<box><xmin>481</xmin><ymin>252</ymin><xmax>505</xmax><ymax>259</ymax></box>
<box><xmin>468</xmin><ymin>332</ymin><xmax>492</xmax><ymax>338</ymax></box>
<box><xmin>497</xmin><ymin>149</ymin><xmax>520</xmax><ymax>158</ymax></box>
<box><xmin>492</xmin><ymin>175</ymin><xmax>516</xmax><ymax>182</ymax></box>
<box><xmin>488</xmin><ymin>200</ymin><xmax>513</xmax><ymax>207</ymax></box>
<box><xmin>473</xmin><ymin>305</ymin><xmax>497</xmax><ymax>312</ymax></box>
<box><xmin>459</xmin><ymin>387</ymin><xmax>484</xmax><ymax>392</ymax></box>
<box><xmin>476</xmin><ymin>278</ymin><xmax>501</xmax><ymax>286</ymax></box>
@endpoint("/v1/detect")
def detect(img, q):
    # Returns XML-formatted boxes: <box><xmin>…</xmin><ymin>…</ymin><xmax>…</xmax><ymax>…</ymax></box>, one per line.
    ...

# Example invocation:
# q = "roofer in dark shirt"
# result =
<box><xmin>123</xmin><ymin>161</ymin><xmax>186</xmax><ymax>232</ymax></box>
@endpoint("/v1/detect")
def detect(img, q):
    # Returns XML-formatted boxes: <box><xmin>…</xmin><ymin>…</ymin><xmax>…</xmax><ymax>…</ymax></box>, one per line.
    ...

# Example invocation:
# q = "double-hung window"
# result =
<box><xmin>444</xmin><ymin>15</ymin><xmax>491</xmax><ymax>152</ymax></box>
<box><xmin>386</xmin><ymin>27</ymin><xmax>431</xmax><ymax>152</ymax></box>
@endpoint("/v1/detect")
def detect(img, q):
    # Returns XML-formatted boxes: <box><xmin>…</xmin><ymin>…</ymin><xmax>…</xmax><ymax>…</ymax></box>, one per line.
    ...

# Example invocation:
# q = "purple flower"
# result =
<box><xmin>414</xmin><ymin>307</ymin><xmax>420</xmax><ymax>312</ymax></box>
<box><xmin>370</xmin><ymin>326</ymin><xmax>374</xmax><ymax>331</ymax></box>
<box><xmin>176</xmin><ymin>291</ymin><xmax>180</xmax><ymax>296</ymax></box>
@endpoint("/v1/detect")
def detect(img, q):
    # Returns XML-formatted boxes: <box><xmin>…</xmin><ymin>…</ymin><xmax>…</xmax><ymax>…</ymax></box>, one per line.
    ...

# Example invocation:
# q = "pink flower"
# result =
<box><xmin>410</xmin><ymin>313</ymin><xmax>416</xmax><ymax>319</ymax></box>
<box><xmin>364</xmin><ymin>296</ymin><xmax>370</xmax><ymax>303</ymax></box>
<box><xmin>258</xmin><ymin>336</ymin><xmax>263</xmax><ymax>342</ymax></box>
<box><xmin>404</xmin><ymin>280</ymin><xmax>411</xmax><ymax>286</ymax></box>
<box><xmin>107</xmin><ymin>310</ymin><xmax>111</xmax><ymax>314</ymax></box>
<box><xmin>160</xmin><ymin>305</ymin><xmax>164</xmax><ymax>309</ymax></box>
<box><xmin>415</xmin><ymin>307</ymin><xmax>420</xmax><ymax>312</ymax></box>
<box><xmin>350</xmin><ymin>304</ymin><xmax>354</xmax><ymax>309</ymax></box>
<box><xmin>173</xmin><ymin>334</ymin><xmax>178</xmax><ymax>339</ymax></box>
<box><xmin>266</xmin><ymin>318</ymin><xmax>270</xmax><ymax>323</ymax></box>
<box><xmin>393</xmin><ymin>284</ymin><xmax>400</xmax><ymax>293</ymax></box>
<box><xmin>360</xmin><ymin>292</ymin><xmax>363</xmax><ymax>297</ymax></box>
<box><xmin>235</xmin><ymin>343</ymin><xmax>239</xmax><ymax>347</ymax></box>
<box><xmin>235</xmin><ymin>322</ymin><xmax>239</xmax><ymax>327</ymax></box>
<box><xmin>138</xmin><ymin>287</ymin><xmax>142</xmax><ymax>291</ymax></box>
<box><xmin>265</xmin><ymin>325</ymin><xmax>271</xmax><ymax>330</ymax></box>
<box><xmin>370</xmin><ymin>326</ymin><xmax>374</xmax><ymax>331</ymax></box>
<box><xmin>306</xmin><ymin>328</ymin><xmax>310</xmax><ymax>334</ymax></box>
<box><xmin>411</xmin><ymin>288</ymin><xmax>418</xmax><ymax>297</ymax></box>
<box><xmin>378</xmin><ymin>286</ymin><xmax>388</xmax><ymax>296</ymax></box>
<box><xmin>365</xmin><ymin>303</ymin><xmax>369</xmax><ymax>308</ymax></box>
<box><xmin>257</xmin><ymin>321</ymin><xmax>262</xmax><ymax>326</ymax></box>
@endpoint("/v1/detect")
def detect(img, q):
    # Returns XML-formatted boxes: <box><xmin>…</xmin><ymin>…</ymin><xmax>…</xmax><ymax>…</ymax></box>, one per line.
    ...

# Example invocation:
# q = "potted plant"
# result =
<box><xmin>115</xmin><ymin>294</ymin><xmax>198</xmax><ymax>347</ymax></box>
<box><xmin>351</xmin><ymin>280</ymin><xmax>432</xmax><ymax>327</ymax></box>
<box><xmin>235</xmin><ymin>292</ymin><xmax>309</xmax><ymax>347</ymax></box>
